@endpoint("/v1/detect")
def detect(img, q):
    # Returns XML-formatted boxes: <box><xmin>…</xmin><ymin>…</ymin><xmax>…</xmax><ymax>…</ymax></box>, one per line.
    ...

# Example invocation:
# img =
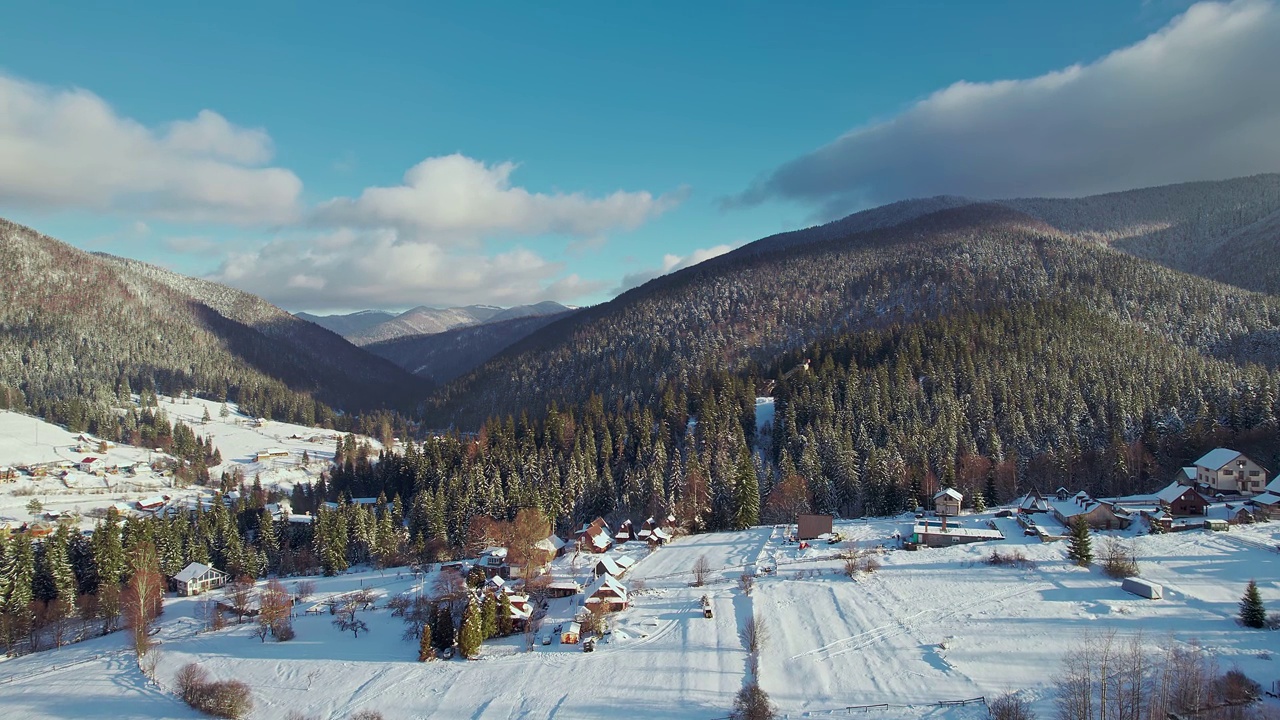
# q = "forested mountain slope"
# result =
<box><xmin>295</xmin><ymin>310</ymin><xmax>395</xmax><ymax>337</ymax></box>
<box><xmin>429</xmin><ymin>202</ymin><xmax>1280</xmax><ymax>430</ymax></box>
<box><xmin>367</xmin><ymin>310</ymin><xmax>574</xmax><ymax>386</ymax></box>
<box><xmin>340</xmin><ymin>302</ymin><xmax>572</xmax><ymax>346</ymax></box>
<box><xmin>0</xmin><ymin>218</ymin><xmax>427</xmax><ymax>429</ymax></box>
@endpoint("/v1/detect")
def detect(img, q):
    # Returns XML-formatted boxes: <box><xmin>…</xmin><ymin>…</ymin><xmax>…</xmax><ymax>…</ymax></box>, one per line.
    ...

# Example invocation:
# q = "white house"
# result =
<box><xmin>934</xmin><ymin>487</ymin><xmax>962</xmax><ymax>516</ymax></box>
<box><xmin>171</xmin><ymin>562</ymin><xmax>229</xmax><ymax>596</ymax></box>
<box><xmin>1193</xmin><ymin>448</ymin><xmax>1269</xmax><ymax>495</ymax></box>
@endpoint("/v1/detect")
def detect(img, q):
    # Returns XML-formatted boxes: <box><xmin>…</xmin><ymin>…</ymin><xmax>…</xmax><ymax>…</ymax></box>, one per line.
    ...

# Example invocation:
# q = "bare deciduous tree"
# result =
<box><xmin>989</xmin><ymin>692</ymin><xmax>1035</xmax><ymax>720</ymax></box>
<box><xmin>257</xmin><ymin>579</ymin><xmax>292</xmax><ymax>642</ymax></box>
<box><xmin>224</xmin><ymin>576</ymin><xmax>255</xmax><ymax>624</ymax></box>
<box><xmin>294</xmin><ymin>580</ymin><xmax>316</xmax><ymax>602</ymax></box>
<box><xmin>739</xmin><ymin>573</ymin><xmax>754</xmax><ymax>596</ymax></box>
<box><xmin>332</xmin><ymin>603</ymin><xmax>369</xmax><ymax>638</ymax></box>
<box><xmin>692</xmin><ymin>555</ymin><xmax>711</xmax><ymax>587</ymax></box>
<box><xmin>123</xmin><ymin>541</ymin><xmax>164</xmax><ymax>657</ymax></box>
<box><xmin>741</xmin><ymin>613</ymin><xmax>769</xmax><ymax>655</ymax></box>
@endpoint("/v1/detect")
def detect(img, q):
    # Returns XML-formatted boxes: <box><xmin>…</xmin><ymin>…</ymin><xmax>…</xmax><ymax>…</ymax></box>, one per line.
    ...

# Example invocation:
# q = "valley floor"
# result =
<box><xmin>2</xmin><ymin>514</ymin><xmax>1278</xmax><ymax>719</ymax></box>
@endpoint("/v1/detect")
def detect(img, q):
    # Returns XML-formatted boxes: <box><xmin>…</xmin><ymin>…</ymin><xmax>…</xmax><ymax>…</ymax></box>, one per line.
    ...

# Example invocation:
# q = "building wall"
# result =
<box><xmin>797</xmin><ymin>514</ymin><xmax>834</xmax><ymax>540</ymax></box>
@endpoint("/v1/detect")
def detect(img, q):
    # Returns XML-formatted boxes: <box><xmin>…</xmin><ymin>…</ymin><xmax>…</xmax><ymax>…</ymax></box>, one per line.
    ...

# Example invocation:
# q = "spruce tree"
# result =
<box><xmin>496</xmin><ymin>593</ymin><xmax>514</xmax><ymax>637</ymax></box>
<box><xmin>458</xmin><ymin>596</ymin><xmax>482</xmax><ymax>659</ymax></box>
<box><xmin>1066</xmin><ymin>517</ymin><xmax>1093</xmax><ymax>567</ymax></box>
<box><xmin>481</xmin><ymin>592</ymin><xmax>498</xmax><ymax>640</ymax></box>
<box><xmin>733</xmin><ymin>451</ymin><xmax>761</xmax><ymax>530</ymax></box>
<box><xmin>1</xmin><ymin>533</ymin><xmax>35</xmax><ymax>650</ymax></box>
<box><xmin>1239</xmin><ymin>579</ymin><xmax>1267</xmax><ymax>629</ymax></box>
<box><xmin>432</xmin><ymin>604</ymin><xmax>455</xmax><ymax>650</ymax></box>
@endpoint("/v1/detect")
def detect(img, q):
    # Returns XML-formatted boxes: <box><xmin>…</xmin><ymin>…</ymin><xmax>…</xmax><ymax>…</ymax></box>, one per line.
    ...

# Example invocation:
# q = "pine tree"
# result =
<box><xmin>1239</xmin><ymin>579</ymin><xmax>1267</xmax><ymax>629</ymax></box>
<box><xmin>418</xmin><ymin>621</ymin><xmax>435</xmax><ymax>661</ymax></box>
<box><xmin>0</xmin><ymin>533</ymin><xmax>35</xmax><ymax>651</ymax></box>
<box><xmin>1066</xmin><ymin>517</ymin><xmax>1093</xmax><ymax>567</ymax></box>
<box><xmin>458</xmin><ymin>596</ymin><xmax>482</xmax><ymax>659</ymax></box>
<box><xmin>481</xmin><ymin>592</ymin><xmax>498</xmax><ymax>640</ymax></box>
<box><xmin>972</xmin><ymin>491</ymin><xmax>987</xmax><ymax>513</ymax></box>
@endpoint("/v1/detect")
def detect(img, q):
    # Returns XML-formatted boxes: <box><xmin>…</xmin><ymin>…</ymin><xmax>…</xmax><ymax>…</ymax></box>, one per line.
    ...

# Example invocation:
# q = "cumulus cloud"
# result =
<box><xmin>314</xmin><ymin>154</ymin><xmax>684</xmax><ymax>241</ymax></box>
<box><xmin>0</xmin><ymin>74</ymin><xmax>301</xmax><ymax>224</ymax></box>
<box><xmin>613</xmin><ymin>244</ymin><xmax>736</xmax><ymax>295</ymax></box>
<box><xmin>210</xmin><ymin>228</ymin><xmax>606</xmax><ymax>311</ymax></box>
<box><xmin>733</xmin><ymin>0</ymin><xmax>1280</xmax><ymax>218</ymax></box>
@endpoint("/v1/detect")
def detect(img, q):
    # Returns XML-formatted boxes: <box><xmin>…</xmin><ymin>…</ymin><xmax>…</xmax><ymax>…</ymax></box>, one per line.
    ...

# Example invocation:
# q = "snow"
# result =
<box><xmin>1194</xmin><ymin>447</ymin><xmax>1244</xmax><ymax>470</ymax></box>
<box><xmin>0</xmin><ymin>397</ymin><xmax>380</xmax><ymax>532</ymax></box>
<box><xmin>2</xmin><ymin>514</ymin><xmax>1279</xmax><ymax>719</ymax></box>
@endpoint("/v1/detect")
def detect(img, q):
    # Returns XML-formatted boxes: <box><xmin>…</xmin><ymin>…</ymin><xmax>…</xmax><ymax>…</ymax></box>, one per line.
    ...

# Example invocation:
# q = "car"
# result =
<box><xmin>540</xmin><ymin>634</ymin><xmax>552</xmax><ymax>645</ymax></box>
<box><xmin>583</xmin><ymin>639</ymin><xmax>595</xmax><ymax>652</ymax></box>
<box><xmin>994</xmin><ymin>509</ymin><xmax>1013</xmax><ymax>518</ymax></box>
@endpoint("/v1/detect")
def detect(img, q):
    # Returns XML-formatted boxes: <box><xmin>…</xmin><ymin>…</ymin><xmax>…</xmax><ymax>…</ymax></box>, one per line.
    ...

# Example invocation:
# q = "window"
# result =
<box><xmin>1248</xmin><ymin>470</ymin><xmax>1260</xmax><ymax>476</ymax></box>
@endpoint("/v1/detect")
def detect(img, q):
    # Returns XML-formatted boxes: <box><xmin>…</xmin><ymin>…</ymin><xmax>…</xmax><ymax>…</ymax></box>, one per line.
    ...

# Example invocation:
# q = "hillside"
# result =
<box><xmin>428</xmin><ymin>198</ymin><xmax>1280</xmax><ymax>431</ymax></box>
<box><xmin>365</xmin><ymin>309</ymin><xmax>574</xmax><ymax>386</ymax></box>
<box><xmin>0</xmin><ymin>218</ymin><xmax>428</xmax><ymax>427</ymax></box>
<box><xmin>295</xmin><ymin>310</ymin><xmax>395</xmax><ymax>337</ymax></box>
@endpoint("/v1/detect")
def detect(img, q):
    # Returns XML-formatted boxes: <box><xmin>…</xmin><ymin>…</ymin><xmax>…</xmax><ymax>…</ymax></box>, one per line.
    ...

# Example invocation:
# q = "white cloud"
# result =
<box><xmin>314</xmin><ymin>154</ymin><xmax>684</xmax><ymax>241</ymax></box>
<box><xmin>613</xmin><ymin>244</ymin><xmax>736</xmax><ymax>295</ymax></box>
<box><xmin>733</xmin><ymin>0</ymin><xmax>1280</xmax><ymax>217</ymax></box>
<box><xmin>211</xmin><ymin>228</ymin><xmax>605</xmax><ymax>311</ymax></box>
<box><xmin>0</xmin><ymin>74</ymin><xmax>301</xmax><ymax>224</ymax></box>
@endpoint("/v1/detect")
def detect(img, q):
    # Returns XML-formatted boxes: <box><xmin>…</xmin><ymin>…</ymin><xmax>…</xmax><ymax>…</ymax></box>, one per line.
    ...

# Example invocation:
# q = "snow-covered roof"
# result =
<box><xmin>934</xmin><ymin>488</ymin><xmax>962</xmax><ymax>501</ymax></box>
<box><xmin>536</xmin><ymin>534</ymin><xmax>565</xmax><ymax>553</ymax></box>
<box><xmin>137</xmin><ymin>495</ymin><xmax>166</xmax><ymax>508</ymax></box>
<box><xmin>615</xmin><ymin>555</ymin><xmax>635</xmax><ymax>569</ymax></box>
<box><xmin>1194</xmin><ymin>448</ymin><xmax>1243</xmax><ymax>470</ymax></box>
<box><xmin>651</xmin><ymin>527</ymin><xmax>670</xmax><ymax>541</ymax></box>
<box><xmin>1177</xmin><ymin>467</ymin><xmax>1196</xmax><ymax>483</ymax></box>
<box><xmin>79</xmin><ymin>456</ymin><xmax>99</xmax><ymax>464</ymax></box>
<box><xmin>595</xmin><ymin>556</ymin><xmax>624</xmax><ymax>576</ymax></box>
<box><xmin>912</xmin><ymin>523</ymin><xmax>1003</xmax><ymax>540</ymax></box>
<box><xmin>1266</xmin><ymin>475</ymin><xmax>1280</xmax><ymax>494</ymax></box>
<box><xmin>173</xmin><ymin>562</ymin><xmax>226</xmax><ymax>583</ymax></box>
<box><xmin>1019</xmin><ymin>490</ymin><xmax>1049</xmax><ymax>512</ymax></box>
<box><xmin>481</xmin><ymin>547</ymin><xmax>508</xmax><ymax>559</ymax></box>
<box><xmin>287</xmin><ymin>514</ymin><xmax>314</xmax><ymax>524</ymax></box>
<box><xmin>1155</xmin><ymin>482</ymin><xmax>1202</xmax><ymax>505</ymax></box>
<box><xmin>584</xmin><ymin>573</ymin><xmax>628</xmax><ymax>603</ymax></box>
<box><xmin>1251</xmin><ymin>492</ymin><xmax>1280</xmax><ymax>507</ymax></box>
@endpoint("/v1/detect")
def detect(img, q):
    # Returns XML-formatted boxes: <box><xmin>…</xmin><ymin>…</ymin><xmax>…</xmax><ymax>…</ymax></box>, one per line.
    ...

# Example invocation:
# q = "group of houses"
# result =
<box><xmin>574</xmin><ymin>515</ymin><xmax>673</xmax><ymax>554</ymax></box>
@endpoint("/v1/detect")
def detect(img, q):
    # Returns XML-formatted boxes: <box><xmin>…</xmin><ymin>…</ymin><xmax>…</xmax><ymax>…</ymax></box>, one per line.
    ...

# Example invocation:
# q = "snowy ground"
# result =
<box><xmin>0</xmin><ymin>397</ymin><xmax>379</xmax><ymax>532</ymax></box>
<box><xmin>2</xmin><ymin>513</ymin><xmax>1277</xmax><ymax>719</ymax></box>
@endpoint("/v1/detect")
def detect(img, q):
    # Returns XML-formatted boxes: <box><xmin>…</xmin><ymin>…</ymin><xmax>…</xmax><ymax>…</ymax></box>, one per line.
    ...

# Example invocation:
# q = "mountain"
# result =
<box><xmin>295</xmin><ymin>309</ymin><xmax>396</xmax><ymax>337</ymax></box>
<box><xmin>0</xmin><ymin>218</ymin><xmax>429</xmax><ymax>426</ymax></box>
<box><xmin>327</xmin><ymin>302</ymin><xmax>569</xmax><ymax>346</ymax></box>
<box><xmin>426</xmin><ymin>178</ymin><xmax>1280</xmax><ymax>429</ymax></box>
<box><xmin>366</xmin><ymin>309</ymin><xmax>575</xmax><ymax>386</ymax></box>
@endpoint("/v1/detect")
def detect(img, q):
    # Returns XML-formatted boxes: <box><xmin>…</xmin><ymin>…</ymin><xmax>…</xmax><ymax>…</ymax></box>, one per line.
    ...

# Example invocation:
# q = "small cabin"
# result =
<box><xmin>561</xmin><ymin>621</ymin><xmax>581</xmax><ymax>645</ymax></box>
<box><xmin>934</xmin><ymin>488</ymin><xmax>962</xmax><ymax>517</ymax></box>
<box><xmin>1155</xmin><ymin>483</ymin><xmax>1208</xmax><ymax>517</ymax></box>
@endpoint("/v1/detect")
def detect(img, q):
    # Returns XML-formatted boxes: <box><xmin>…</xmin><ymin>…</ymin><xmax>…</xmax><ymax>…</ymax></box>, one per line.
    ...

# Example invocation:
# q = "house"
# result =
<box><xmin>797</xmin><ymin>514</ymin><xmax>834</xmax><ymax>540</ymax></box>
<box><xmin>638</xmin><ymin>517</ymin><xmax>671</xmax><ymax>546</ymax></box>
<box><xmin>934</xmin><ymin>488</ymin><xmax>962</xmax><ymax>517</ymax></box>
<box><xmin>254</xmin><ymin>448</ymin><xmax>291</xmax><ymax>462</ymax></box>
<box><xmin>1018</xmin><ymin>489</ymin><xmax>1051</xmax><ymax>514</ymax></box>
<box><xmin>615</xmin><ymin>519</ymin><xmax>634</xmax><ymax>544</ymax></box>
<box><xmin>135</xmin><ymin>495</ymin><xmax>168</xmax><ymax>512</ymax></box>
<box><xmin>1193</xmin><ymin>448</ymin><xmax>1269</xmax><ymax>495</ymax></box>
<box><xmin>171</xmin><ymin>562</ymin><xmax>229</xmax><ymax>596</ymax></box>
<box><xmin>486</xmin><ymin>575</ymin><xmax>508</xmax><ymax>593</ymax></box>
<box><xmin>594</xmin><ymin>556</ymin><xmax>628</xmax><ymax>578</ymax></box>
<box><xmin>545</xmin><ymin>580</ymin><xmax>581</xmax><ymax>598</ymax></box>
<box><xmin>561</xmin><ymin>621</ymin><xmax>581</xmax><ymax>645</ymax></box>
<box><xmin>583</xmin><ymin>573</ymin><xmax>629</xmax><ymax>612</ymax></box>
<box><xmin>478</xmin><ymin>547</ymin><xmax>509</xmax><ymax>578</ymax></box>
<box><xmin>1154</xmin><ymin>483</ymin><xmax>1209</xmax><ymax>517</ymax></box>
<box><xmin>534</xmin><ymin>534</ymin><xmax>567</xmax><ymax>560</ymax></box>
<box><xmin>507</xmin><ymin>593</ymin><xmax>533</xmax><ymax>630</ymax></box>
<box><xmin>911</xmin><ymin>520</ymin><xmax>1003</xmax><ymax>548</ymax></box>
<box><xmin>1175</xmin><ymin>467</ymin><xmax>1197</xmax><ymax>486</ymax></box>
<box><xmin>1251</xmin><ymin>475</ymin><xmax>1280</xmax><ymax>519</ymax></box>
<box><xmin>78</xmin><ymin>457</ymin><xmax>106</xmax><ymax>474</ymax></box>
<box><xmin>1050</xmin><ymin>492</ymin><xmax>1130</xmax><ymax>530</ymax></box>
<box><xmin>0</xmin><ymin>466</ymin><xmax>16</xmax><ymax>482</ymax></box>
<box><xmin>580</xmin><ymin>524</ymin><xmax>613</xmax><ymax>553</ymax></box>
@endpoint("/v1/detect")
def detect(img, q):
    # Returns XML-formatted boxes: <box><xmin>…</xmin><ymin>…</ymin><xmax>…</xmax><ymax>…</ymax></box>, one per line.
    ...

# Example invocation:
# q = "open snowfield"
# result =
<box><xmin>3</xmin><ymin>513</ymin><xmax>1278</xmax><ymax>719</ymax></box>
<box><xmin>0</xmin><ymin>397</ymin><xmax>379</xmax><ymax>531</ymax></box>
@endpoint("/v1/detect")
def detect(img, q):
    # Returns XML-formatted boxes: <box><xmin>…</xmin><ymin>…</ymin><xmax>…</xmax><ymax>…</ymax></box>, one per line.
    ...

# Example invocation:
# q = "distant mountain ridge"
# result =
<box><xmin>300</xmin><ymin>302</ymin><xmax>572</xmax><ymax>346</ymax></box>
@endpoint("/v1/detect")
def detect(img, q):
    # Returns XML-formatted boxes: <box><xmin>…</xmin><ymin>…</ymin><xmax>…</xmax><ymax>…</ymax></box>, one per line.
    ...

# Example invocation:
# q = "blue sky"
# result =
<box><xmin>2</xmin><ymin>0</ymin><xmax>1276</xmax><ymax>312</ymax></box>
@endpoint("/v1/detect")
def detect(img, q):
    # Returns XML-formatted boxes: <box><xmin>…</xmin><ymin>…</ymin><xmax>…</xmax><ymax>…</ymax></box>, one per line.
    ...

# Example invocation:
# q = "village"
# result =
<box><xmin>0</xmin><ymin>439</ymin><xmax>1277</xmax><ymax>718</ymax></box>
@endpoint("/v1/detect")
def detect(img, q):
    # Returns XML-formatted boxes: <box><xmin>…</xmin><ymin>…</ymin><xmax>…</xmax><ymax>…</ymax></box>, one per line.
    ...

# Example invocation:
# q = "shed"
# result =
<box><xmin>561</xmin><ymin>621</ymin><xmax>581</xmax><ymax>644</ymax></box>
<box><xmin>1121</xmin><ymin>578</ymin><xmax>1163</xmax><ymax>600</ymax></box>
<box><xmin>797</xmin><ymin>514</ymin><xmax>834</xmax><ymax>540</ymax></box>
<box><xmin>1204</xmin><ymin>519</ymin><xmax>1228</xmax><ymax>532</ymax></box>
<box><xmin>171</xmin><ymin>562</ymin><xmax>229</xmax><ymax>596</ymax></box>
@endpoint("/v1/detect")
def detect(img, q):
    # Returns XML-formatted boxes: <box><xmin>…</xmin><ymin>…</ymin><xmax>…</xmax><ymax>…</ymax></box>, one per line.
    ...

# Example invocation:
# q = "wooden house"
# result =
<box><xmin>171</xmin><ymin>562</ymin><xmax>229</xmax><ymax>596</ymax></box>
<box><xmin>934</xmin><ymin>488</ymin><xmax>962</xmax><ymax>517</ymax></box>
<box><xmin>1018</xmin><ymin>489</ymin><xmax>1050</xmax><ymax>514</ymax></box>
<box><xmin>580</xmin><ymin>524</ymin><xmax>612</xmax><ymax>553</ymax></box>
<box><xmin>1050</xmin><ymin>492</ymin><xmax>1130</xmax><ymax>530</ymax></box>
<box><xmin>583</xmin><ymin>573</ymin><xmax>629</xmax><ymax>612</ymax></box>
<box><xmin>507</xmin><ymin>593</ymin><xmax>533</xmax><ymax>630</ymax></box>
<box><xmin>615</xmin><ymin>519</ymin><xmax>634</xmax><ymax>544</ymax></box>
<box><xmin>638</xmin><ymin>517</ymin><xmax>671</xmax><ymax>546</ymax></box>
<box><xmin>545</xmin><ymin>580</ymin><xmax>581</xmax><ymax>598</ymax></box>
<box><xmin>78</xmin><ymin>456</ymin><xmax>106</xmax><ymax>475</ymax></box>
<box><xmin>1154</xmin><ymin>482</ymin><xmax>1208</xmax><ymax>517</ymax></box>
<box><xmin>1193</xmin><ymin>448</ymin><xmax>1269</xmax><ymax>495</ymax></box>
<box><xmin>535</xmin><ymin>534</ymin><xmax>567</xmax><ymax>561</ymax></box>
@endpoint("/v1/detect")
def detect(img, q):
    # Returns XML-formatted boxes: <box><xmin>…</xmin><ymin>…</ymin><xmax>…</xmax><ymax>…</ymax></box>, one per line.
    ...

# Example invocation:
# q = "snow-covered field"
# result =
<box><xmin>3</xmin><ymin>514</ymin><xmax>1278</xmax><ymax>719</ymax></box>
<box><xmin>0</xmin><ymin>397</ymin><xmax>379</xmax><ymax>532</ymax></box>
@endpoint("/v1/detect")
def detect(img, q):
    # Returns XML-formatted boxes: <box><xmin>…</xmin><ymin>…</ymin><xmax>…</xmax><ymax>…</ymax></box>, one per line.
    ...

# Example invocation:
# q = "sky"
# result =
<box><xmin>1</xmin><ymin>0</ymin><xmax>1277</xmax><ymax>313</ymax></box>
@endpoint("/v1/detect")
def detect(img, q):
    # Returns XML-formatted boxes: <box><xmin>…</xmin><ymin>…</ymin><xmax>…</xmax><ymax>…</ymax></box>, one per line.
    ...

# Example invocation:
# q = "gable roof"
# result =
<box><xmin>1194</xmin><ymin>448</ymin><xmax>1243</xmax><ymax>470</ymax></box>
<box><xmin>595</xmin><ymin>556</ymin><xmax>624</xmax><ymax>576</ymax></box>
<box><xmin>934</xmin><ymin>488</ymin><xmax>962</xmax><ymax>501</ymax></box>
<box><xmin>173</xmin><ymin>562</ymin><xmax>226</xmax><ymax>583</ymax></box>
<box><xmin>584</xmin><ymin>573</ymin><xmax>628</xmax><ymax>603</ymax></box>
<box><xmin>1156</xmin><ymin>482</ymin><xmax>1204</xmax><ymax>505</ymax></box>
<box><xmin>1178</xmin><ymin>467</ymin><xmax>1197</xmax><ymax>483</ymax></box>
<box><xmin>1266</xmin><ymin>475</ymin><xmax>1280</xmax><ymax>495</ymax></box>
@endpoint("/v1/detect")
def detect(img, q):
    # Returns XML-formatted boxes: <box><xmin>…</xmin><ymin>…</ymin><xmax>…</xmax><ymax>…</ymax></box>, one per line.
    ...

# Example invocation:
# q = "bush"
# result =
<box><xmin>731</xmin><ymin>681</ymin><xmax>776</xmax><ymax>720</ymax></box>
<box><xmin>985</xmin><ymin>549</ymin><xmax>1037</xmax><ymax>569</ymax></box>
<box><xmin>274</xmin><ymin>622</ymin><xmax>296</xmax><ymax>642</ymax></box>
<box><xmin>989</xmin><ymin>692</ymin><xmax>1035</xmax><ymax>720</ymax></box>
<box><xmin>1101</xmin><ymin>538</ymin><xmax>1139</xmax><ymax>579</ymax></box>
<box><xmin>176</xmin><ymin>663</ymin><xmax>253</xmax><ymax>719</ymax></box>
